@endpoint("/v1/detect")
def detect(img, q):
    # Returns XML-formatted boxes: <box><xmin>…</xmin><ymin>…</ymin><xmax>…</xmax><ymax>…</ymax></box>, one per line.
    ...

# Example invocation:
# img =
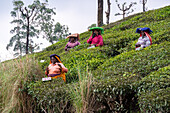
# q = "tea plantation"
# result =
<box><xmin>0</xmin><ymin>6</ymin><xmax>170</xmax><ymax>113</ymax></box>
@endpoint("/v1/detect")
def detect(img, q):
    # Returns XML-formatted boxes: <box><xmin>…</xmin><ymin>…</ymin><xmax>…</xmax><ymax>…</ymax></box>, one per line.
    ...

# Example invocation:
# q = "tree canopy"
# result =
<box><xmin>7</xmin><ymin>0</ymin><xmax>61</xmax><ymax>55</ymax></box>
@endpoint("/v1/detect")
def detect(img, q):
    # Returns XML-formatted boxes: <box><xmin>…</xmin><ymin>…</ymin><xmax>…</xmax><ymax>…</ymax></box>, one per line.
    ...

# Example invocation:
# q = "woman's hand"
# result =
<box><xmin>135</xmin><ymin>44</ymin><xmax>141</xmax><ymax>47</ymax></box>
<box><xmin>46</xmin><ymin>67</ymin><xmax>49</xmax><ymax>71</ymax></box>
<box><xmin>58</xmin><ymin>64</ymin><xmax>62</xmax><ymax>69</ymax></box>
<box><xmin>45</xmin><ymin>67</ymin><xmax>49</xmax><ymax>76</ymax></box>
<box><xmin>58</xmin><ymin>64</ymin><xmax>62</xmax><ymax>72</ymax></box>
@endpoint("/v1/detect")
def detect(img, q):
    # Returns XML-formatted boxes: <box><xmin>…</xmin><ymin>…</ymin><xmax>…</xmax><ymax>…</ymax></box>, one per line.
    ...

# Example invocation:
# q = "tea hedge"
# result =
<box><xmin>95</xmin><ymin>42</ymin><xmax>170</xmax><ymax>78</ymax></box>
<box><xmin>90</xmin><ymin>42</ymin><xmax>169</xmax><ymax>112</ymax></box>
<box><xmin>27</xmin><ymin>78</ymin><xmax>71</xmax><ymax>113</ymax></box>
<box><xmin>137</xmin><ymin>66</ymin><xmax>170</xmax><ymax>112</ymax></box>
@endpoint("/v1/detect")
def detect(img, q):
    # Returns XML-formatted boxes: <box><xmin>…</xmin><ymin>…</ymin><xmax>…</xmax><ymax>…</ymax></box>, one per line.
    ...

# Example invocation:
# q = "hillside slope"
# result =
<box><xmin>0</xmin><ymin>6</ymin><xmax>170</xmax><ymax>113</ymax></box>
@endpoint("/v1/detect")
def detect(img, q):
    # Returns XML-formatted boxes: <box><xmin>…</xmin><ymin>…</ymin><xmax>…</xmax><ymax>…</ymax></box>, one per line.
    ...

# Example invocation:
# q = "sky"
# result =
<box><xmin>0</xmin><ymin>0</ymin><xmax>169</xmax><ymax>62</ymax></box>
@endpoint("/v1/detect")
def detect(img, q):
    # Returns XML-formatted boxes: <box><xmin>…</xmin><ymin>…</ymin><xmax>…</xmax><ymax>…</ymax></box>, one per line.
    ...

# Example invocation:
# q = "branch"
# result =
<box><xmin>116</xmin><ymin>0</ymin><xmax>122</xmax><ymax>10</ymax></box>
<box><xmin>29</xmin><ymin>6</ymin><xmax>35</xmax><ymax>18</ymax></box>
<box><xmin>123</xmin><ymin>2</ymin><xmax>126</xmax><ymax>6</ymax></box>
<box><xmin>125</xmin><ymin>2</ymin><xmax>136</xmax><ymax>11</ymax></box>
<box><xmin>117</xmin><ymin>4</ymin><xmax>122</xmax><ymax>10</ymax></box>
<box><xmin>115</xmin><ymin>13</ymin><xmax>123</xmax><ymax>16</ymax></box>
<box><xmin>30</xmin><ymin>11</ymin><xmax>38</xmax><ymax>24</ymax></box>
<box><xmin>126</xmin><ymin>9</ymin><xmax>134</xmax><ymax>15</ymax></box>
<box><xmin>19</xmin><ymin>7</ymin><xmax>26</xmax><ymax>17</ymax></box>
<box><xmin>25</xmin><ymin>7</ymin><xmax>29</xmax><ymax>17</ymax></box>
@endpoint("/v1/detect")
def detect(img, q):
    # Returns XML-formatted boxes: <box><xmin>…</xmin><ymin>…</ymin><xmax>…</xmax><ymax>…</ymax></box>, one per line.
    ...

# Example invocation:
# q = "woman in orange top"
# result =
<box><xmin>45</xmin><ymin>54</ymin><xmax>68</xmax><ymax>82</ymax></box>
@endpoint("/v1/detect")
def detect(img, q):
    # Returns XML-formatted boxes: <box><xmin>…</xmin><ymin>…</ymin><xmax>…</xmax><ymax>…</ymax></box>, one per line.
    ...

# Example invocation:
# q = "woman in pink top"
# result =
<box><xmin>87</xmin><ymin>29</ymin><xmax>104</xmax><ymax>47</ymax></box>
<box><xmin>65</xmin><ymin>33</ymin><xmax>81</xmax><ymax>51</ymax></box>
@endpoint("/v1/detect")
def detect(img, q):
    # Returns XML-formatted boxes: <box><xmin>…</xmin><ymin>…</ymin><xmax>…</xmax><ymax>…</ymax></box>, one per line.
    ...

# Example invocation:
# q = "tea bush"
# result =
<box><xmin>27</xmin><ymin>78</ymin><xmax>71</xmax><ymax>112</ymax></box>
<box><xmin>91</xmin><ymin>42</ymin><xmax>169</xmax><ymax>112</ymax></box>
<box><xmin>92</xmin><ymin>75</ymin><xmax>140</xmax><ymax>112</ymax></box>
<box><xmin>95</xmin><ymin>42</ymin><xmax>170</xmax><ymax>78</ymax></box>
<box><xmin>137</xmin><ymin>66</ymin><xmax>170</xmax><ymax>112</ymax></box>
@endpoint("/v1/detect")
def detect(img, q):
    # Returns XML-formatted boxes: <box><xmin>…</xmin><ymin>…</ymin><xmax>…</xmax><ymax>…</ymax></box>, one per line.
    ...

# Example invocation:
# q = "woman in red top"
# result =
<box><xmin>87</xmin><ymin>27</ymin><xmax>104</xmax><ymax>47</ymax></box>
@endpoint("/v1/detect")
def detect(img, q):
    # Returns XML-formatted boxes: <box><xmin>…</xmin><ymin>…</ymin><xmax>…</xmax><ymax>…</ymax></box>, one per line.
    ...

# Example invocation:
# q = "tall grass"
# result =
<box><xmin>68</xmin><ymin>66</ymin><xmax>94</xmax><ymax>113</ymax></box>
<box><xmin>0</xmin><ymin>56</ymin><xmax>43</xmax><ymax>113</ymax></box>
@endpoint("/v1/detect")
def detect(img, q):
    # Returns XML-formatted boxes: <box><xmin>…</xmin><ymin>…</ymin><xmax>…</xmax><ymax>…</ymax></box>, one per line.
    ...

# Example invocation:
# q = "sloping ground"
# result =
<box><xmin>0</xmin><ymin>6</ymin><xmax>170</xmax><ymax>113</ymax></box>
<box><xmin>34</xmin><ymin>6</ymin><xmax>170</xmax><ymax>81</ymax></box>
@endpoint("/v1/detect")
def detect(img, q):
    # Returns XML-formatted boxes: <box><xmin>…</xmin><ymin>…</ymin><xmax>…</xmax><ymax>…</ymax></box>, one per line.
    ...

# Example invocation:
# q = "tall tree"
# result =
<box><xmin>140</xmin><ymin>0</ymin><xmax>147</xmax><ymax>12</ymax></box>
<box><xmin>7</xmin><ymin>0</ymin><xmax>55</xmax><ymax>54</ymax></box>
<box><xmin>98</xmin><ymin>0</ymin><xmax>103</xmax><ymax>27</ymax></box>
<box><xmin>105</xmin><ymin>0</ymin><xmax>111</xmax><ymax>25</ymax></box>
<box><xmin>54</xmin><ymin>22</ymin><xmax>69</xmax><ymax>41</ymax></box>
<box><xmin>115</xmin><ymin>0</ymin><xmax>137</xmax><ymax>19</ymax></box>
<box><xmin>41</xmin><ymin>21</ymin><xmax>69</xmax><ymax>44</ymax></box>
<box><xmin>7</xmin><ymin>0</ymin><xmax>25</xmax><ymax>56</ymax></box>
<box><xmin>28</xmin><ymin>39</ymin><xmax>42</xmax><ymax>53</ymax></box>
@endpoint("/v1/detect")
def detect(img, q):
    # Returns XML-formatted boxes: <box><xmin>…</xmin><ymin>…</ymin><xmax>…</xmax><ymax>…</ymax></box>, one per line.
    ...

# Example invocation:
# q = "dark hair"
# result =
<box><xmin>92</xmin><ymin>30</ymin><xmax>101</xmax><ymax>35</ymax></box>
<box><xmin>69</xmin><ymin>37</ymin><xmax>78</xmax><ymax>42</ymax></box>
<box><xmin>49</xmin><ymin>54</ymin><xmax>61</xmax><ymax>63</ymax></box>
<box><xmin>50</xmin><ymin>56</ymin><xmax>60</xmax><ymax>63</ymax></box>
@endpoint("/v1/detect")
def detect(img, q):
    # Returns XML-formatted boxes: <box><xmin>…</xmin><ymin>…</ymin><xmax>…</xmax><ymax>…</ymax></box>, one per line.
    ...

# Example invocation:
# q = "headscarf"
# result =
<box><xmin>49</xmin><ymin>54</ymin><xmax>62</xmax><ymax>64</ymax></box>
<box><xmin>66</xmin><ymin>33</ymin><xmax>80</xmax><ymax>41</ymax></box>
<box><xmin>136</xmin><ymin>27</ymin><xmax>153</xmax><ymax>34</ymax></box>
<box><xmin>89</xmin><ymin>27</ymin><xmax>104</xmax><ymax>35</ymax></box>
<box><xmin>136</xmin><ymin>27</ymin><xmax>153</xmax><ymax>45</ymax></box>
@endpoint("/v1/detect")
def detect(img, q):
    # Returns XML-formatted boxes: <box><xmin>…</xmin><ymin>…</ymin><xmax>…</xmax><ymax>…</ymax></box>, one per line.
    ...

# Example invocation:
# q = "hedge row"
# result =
<box><xmin>95</xmin><ymin>42</ymin><xmax>170</xmax><ymax>78</ymax></box>
<box><xmin>137</xmin><ymin>65</ymin><xmax>170</xmax><ymax>112</ymax></box>
<box><xmin>27</xmin><ymin>78</ymin><xmax>71</xmax><ymax>113</ymax></box>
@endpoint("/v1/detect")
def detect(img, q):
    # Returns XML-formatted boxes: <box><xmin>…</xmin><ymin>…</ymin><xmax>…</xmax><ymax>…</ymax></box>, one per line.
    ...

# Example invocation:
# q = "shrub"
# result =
<box><xmin>137</xmin><ymin>65</ymin><xmax>170</xmax><ymax>112</ymax></box>
<box><xmin>27</xmin><ymin>78</ymin><xmax>71</xmax><ymax>113</ymax></box>
<box><xmin>92</xmin><ymin>75</ymin><xmax>140</xmax><ymax>112</ymax></box>
<box><xmin>95</xmin><ymin>42</ymin><xmax>170</xmax><ymax>78</ymax></box>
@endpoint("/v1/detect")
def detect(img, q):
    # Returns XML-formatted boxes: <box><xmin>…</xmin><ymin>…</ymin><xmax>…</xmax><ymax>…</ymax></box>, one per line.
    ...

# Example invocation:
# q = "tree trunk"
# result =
<box><xmin>105</xmin><ymin>0</ymin><xmax>111</xmax><ymax>25</ymax></box>
<box><xmin>26</xmin><ymin>17</ymin><xmax>30</xmax><ymax>54</ymax></box>
<box><xmin>50</xmin><ymin>38</ymin><xmax>54</xmax><ymax>45</ymax></box>
<box><xmin>97</xmin><ymin>0</ymin><xmax>103</xmax><ymax>27</ymax></box>
<box><xmin>122</xmin><ymin>4</ymin><xmax>125</xmax><ymax>19</ymax></box>
<box><xmin>143</xmin><ymin>0</ymin><xmax>145</xmax><ymax>12</ymax></box>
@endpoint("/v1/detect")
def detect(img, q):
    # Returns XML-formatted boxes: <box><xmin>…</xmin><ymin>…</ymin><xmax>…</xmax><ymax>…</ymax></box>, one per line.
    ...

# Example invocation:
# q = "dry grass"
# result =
<box><xmin>0</xmin><ymin>56</ymin><xmax>43</xmax><ymax>113</ymax></box>
<box><xmin>68</xmin><ymin>65</ymin><xmax>94</xmax><ymax>113</ymax></box>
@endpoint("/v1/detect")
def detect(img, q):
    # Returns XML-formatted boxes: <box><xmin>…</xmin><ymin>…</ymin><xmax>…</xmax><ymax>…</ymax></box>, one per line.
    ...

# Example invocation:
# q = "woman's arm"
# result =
<box><xmin>58</xmin><ymin>63</ymin><xmax>68</xmax><ymax>73</ymax></box>
<box><xmin>45</xmin><ymin>67</ymin><xmax>49</xmax><ymax>76</ymax></box>
<box><xmin>135</xmin><ymin>37</ymin><xmax>142</xmax><ymax>47</ymax></box>
<box><xmin>65</xmin><ymin>43</ymin><xmax>69</xmax><ymax>51</ymax></box>
<box><xmin>87</xmin><ymin>35</ymin><xmax>92</xmax><ymax>44</ymax></box>
<box><xmin>77</xmin><ymin>41</ymin><xmax>81</xmax><ymax>45</ymax></box>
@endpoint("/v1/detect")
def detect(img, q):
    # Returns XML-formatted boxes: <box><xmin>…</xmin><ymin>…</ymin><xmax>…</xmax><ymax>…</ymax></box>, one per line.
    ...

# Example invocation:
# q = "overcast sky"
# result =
<box><xmin>0</xmin><ymin>0</ymin><xmax>169</xmax><ymax>61</ymax></box>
